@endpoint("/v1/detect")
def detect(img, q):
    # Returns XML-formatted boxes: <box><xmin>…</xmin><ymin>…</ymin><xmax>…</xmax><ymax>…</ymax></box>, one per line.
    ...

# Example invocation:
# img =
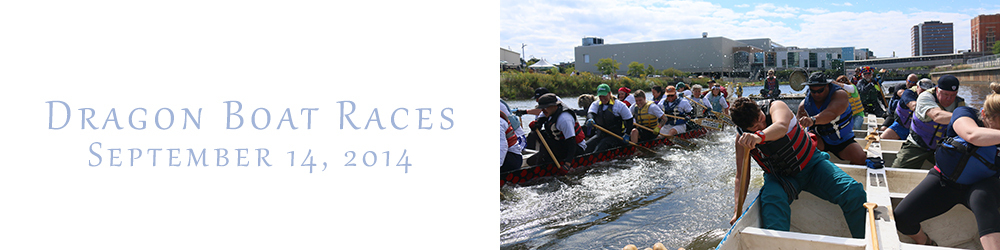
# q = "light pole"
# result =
<box><xmin>521</xmin><ymin>43</ymin><xmax>527</xmax><ymax>68</ymax></box>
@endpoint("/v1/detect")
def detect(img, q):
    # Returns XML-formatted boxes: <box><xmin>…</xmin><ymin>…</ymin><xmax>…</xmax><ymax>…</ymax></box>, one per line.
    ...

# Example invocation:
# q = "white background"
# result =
<box><xmin>0</xmin><ymin>1</ymin><xmax>493</xmax><ymax>249</ymax></box>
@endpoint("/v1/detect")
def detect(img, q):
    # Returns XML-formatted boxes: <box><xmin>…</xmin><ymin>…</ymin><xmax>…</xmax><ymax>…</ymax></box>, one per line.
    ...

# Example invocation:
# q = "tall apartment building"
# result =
<box><xmin>911</xmin><ymin>21</ymin><xmax>954</xmax><ymax>56</ymax></box>
<box><xmin>972</xmin><ymin>14</ymin><xmax>1000</xmax><ymax>52</ymax></box>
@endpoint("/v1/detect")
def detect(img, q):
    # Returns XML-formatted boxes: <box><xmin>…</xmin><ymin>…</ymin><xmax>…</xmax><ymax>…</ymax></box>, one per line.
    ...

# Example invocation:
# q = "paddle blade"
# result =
<box><xmin>788</xmin><ymin>68</ymin><xmax>808</xmax><ymax>91</ymax></box>
<box><xmin>699</xmin><ymin>119</ymin><xmax>726</xmax><ymax>131</ymax></box>
<box><xmin>668</xmin><ymin>136</ymin><xmax>695</xmax><ymax>148</ymax></box>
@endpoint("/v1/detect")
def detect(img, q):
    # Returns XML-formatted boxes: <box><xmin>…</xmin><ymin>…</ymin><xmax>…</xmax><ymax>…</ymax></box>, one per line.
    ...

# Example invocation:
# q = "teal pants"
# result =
<box><xmin>759</xmin><ymin>150</ymin><xmax>867</xmax><ymax>238</ymax></box>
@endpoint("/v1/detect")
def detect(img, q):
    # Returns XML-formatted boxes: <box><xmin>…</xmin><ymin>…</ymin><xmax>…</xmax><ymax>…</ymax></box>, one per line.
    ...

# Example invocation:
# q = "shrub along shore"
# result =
<box><xmin>500</xmin><ymin>71</ymin><xmax>730</xmax><ymax>100</ymax></box>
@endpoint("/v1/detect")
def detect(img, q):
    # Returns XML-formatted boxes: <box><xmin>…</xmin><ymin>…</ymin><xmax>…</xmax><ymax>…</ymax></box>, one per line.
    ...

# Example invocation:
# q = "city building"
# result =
<box><xmin>573</xmin><ymin>36</ymin><xmax>862</xmax><ymax>77</ymax></box>
<box><xmin>911</xmin><ymin>21</ymin><xmax>954</xmax><ymax>56</ymax></box>
<box><xmin>972</xmin><ymin>14</ymin><xmax>1000</xmax><ymax>53</ymax></box>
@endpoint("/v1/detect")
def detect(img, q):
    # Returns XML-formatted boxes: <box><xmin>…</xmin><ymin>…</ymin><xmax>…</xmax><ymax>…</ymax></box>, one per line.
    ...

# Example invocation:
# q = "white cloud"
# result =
<box><xmin>804</xmin><ymin>8</ymin><xmax>828</xmax><ymax>14</ymax></box>
<box><xmin>500</xmin><ymin>0</ymin><xmax>976</xmax><ymax>63</ymax></box>
<box><xmin>832</xmin><ymin>2</ymin><xmax>853</xmax><ymax>7</ymax></box>
<box><xmin>735</xmin><ymin>4</ymin><xmax>749</xmax><ymax>8</ymax></box>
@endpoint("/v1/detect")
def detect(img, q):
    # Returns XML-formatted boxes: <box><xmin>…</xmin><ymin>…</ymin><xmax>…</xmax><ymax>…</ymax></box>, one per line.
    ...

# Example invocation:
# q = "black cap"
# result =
<box><xmin>535</xmin><ymin>93</ymin><xmax>561</xmax><ymax>109</ymax></box>
<box><xmin>938</xmin><ymin>75</ymin><xmax>960</xmax><ymax>92</ymax></box>
<box><xmin>803</xmin><ymin>72</ymin><xmax>830</xmax><ymax>86</ymax></box>
<box><xmin>533</xmin><ymin>87</ymin><xmax>551</xmax><ymax>99</ymax></box>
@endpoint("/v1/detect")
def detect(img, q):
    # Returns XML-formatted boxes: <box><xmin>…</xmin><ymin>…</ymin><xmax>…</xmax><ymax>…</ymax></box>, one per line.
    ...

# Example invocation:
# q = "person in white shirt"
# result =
<box><xmin>585</xmin><ymin>84</ymin><xmax>634</xmax><ymax>153</ymax></box>
<box><xmin>617</xmin><ymin>87</ymin><xmax>635</xmax><ymax>107</ymax></box>
<box><xmin>688</xmin><ymin>84</ymin><xmax>713</xmax><ymax>117</ymax></box>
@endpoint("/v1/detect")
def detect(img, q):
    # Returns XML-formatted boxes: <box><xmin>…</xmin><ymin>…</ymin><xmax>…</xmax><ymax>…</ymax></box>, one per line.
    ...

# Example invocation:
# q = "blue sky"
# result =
<box><xmin>500</xmin><ymin>0</ymin><xmax>1000</xmax><ymax>64</ymax></box>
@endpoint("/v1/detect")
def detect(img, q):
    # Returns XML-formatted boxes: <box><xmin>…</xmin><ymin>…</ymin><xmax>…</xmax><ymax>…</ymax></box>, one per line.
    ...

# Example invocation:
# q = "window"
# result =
<box><xmin>584</xmin><ymin>54</ymin><xmax>590</xmax><ymax>63</ymax></box>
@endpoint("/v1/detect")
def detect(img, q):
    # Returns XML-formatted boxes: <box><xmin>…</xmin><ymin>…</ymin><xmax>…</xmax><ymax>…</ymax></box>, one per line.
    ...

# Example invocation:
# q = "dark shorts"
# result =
<box><xmin>894</xmin><ymin>169</ymin><xmax>1000</xmax><ymax>237</ymax></box>
<box><xmin>824</xmin><ymin>138</ymin><xmax>858</xmax><ymax>156</ymax></box>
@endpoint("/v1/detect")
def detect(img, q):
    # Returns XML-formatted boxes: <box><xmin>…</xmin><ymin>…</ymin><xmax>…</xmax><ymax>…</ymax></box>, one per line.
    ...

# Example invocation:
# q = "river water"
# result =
<box><xmin>500</xmin><ymin>81</ymin><xmax>991</xmax><ymax>250</ymax></box>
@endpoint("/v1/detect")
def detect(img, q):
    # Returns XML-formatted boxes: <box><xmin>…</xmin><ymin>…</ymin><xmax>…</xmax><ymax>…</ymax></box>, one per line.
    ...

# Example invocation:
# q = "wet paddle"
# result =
<box><xmin>535</xmin><ymin>131</ymin><xmax>566</xmax><ymax>171</ymax></box>
<box><xmin>662</xmin><ymin>114</ymin><xmax>725</xmax><ymax>131</ymax></box>
<box><xmin>735</xmin><ymin>145</ymin><xmax>752</xmax><ymax>220</ymax></box>
<box><xmin>685</xmin><ymin>96</ymin><xmax>735</xmax><ymax>126</ymax></box>
<box><xmin>591</xmin><ymin>124</ymin><xmax>658</xmax><ymax>155</ymax></box>
<box><xmin>864</xmin><ymin>202</ymin><xmax>880</xmax><ymax>250</ymax></box>
<box><xmin>634</xmin><ymin>123</ymin><xmax>695</xmax><ymax>147</ymax></box>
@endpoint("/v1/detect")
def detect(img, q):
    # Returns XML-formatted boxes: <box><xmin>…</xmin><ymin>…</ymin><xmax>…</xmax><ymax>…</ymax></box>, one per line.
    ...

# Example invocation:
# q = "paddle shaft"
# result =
<box><xmin>634</xmin><ymin>123</ymin><xmax>694</xmax><ymax>147</ymax></box>
<box><xmin>685</xmin><ymin>96</ymin><xmax>732</xmax><ymax>120</ymax></box>
<box><xmin>864</xmin><ymin>202</ymin><xmax>880</xmax><ymax>250</ymax></box>
<box><xmin>735</xmin><ymin>146</ymin><xmax>752</xmax><ymax>219</ymax></box>
<box><xmin>535</xmin><ymin>130</ymin><xmax>564</xmax><ymax>170</ymax></box>
<box><xmin>591</xmin><ymin>124</ymin><xmax>657</xmax><ymax>154</ymax></box>
<box><xmin>662</xmin><ymin>114</ymin><xmax>724</xmax><ymax>131</ymax></box>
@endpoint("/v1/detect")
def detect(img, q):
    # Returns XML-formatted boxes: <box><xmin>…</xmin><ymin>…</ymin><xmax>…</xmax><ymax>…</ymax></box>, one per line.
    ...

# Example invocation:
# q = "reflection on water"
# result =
<box><xmin>500</xmin><ymin>82</ymin><xmax>989</xmax><ymax>249</ymax></box>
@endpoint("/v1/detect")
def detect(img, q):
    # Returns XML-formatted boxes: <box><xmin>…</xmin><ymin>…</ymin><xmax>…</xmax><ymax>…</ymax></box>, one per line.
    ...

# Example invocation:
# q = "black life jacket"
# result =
<box><xmin>541</xmin><ymin>106</ymin><xmax>585</xmax><ymax>144</ymax></box>
<box><xmin>594</xmin><ymin>99</ymin><xmax>625</xmax><ymax>136</ymax></box>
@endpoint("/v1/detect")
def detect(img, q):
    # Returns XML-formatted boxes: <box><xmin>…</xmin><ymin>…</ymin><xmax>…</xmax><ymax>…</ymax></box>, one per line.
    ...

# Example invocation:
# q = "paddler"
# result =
<box><xmin>879</xmin><ymin>74</ymin><xmax>915</xmax><ymax>139</ymax></box>
<box><xmin>688</xmin><ymin>84</ymin><xmax>712</xmax><ymax>117</ymax></box>
<box><xmin>797</xmin><ymin>72</ymin><xmax>866</xmax><ymax>165</ymax></box>
<box><xmin>881</xmin><ymin>76</ymin><xmax>930</xmax><ymax>140</ymax></box>
<box><xmin>628</xmin><ymin>89</ymin><xmax>666</xmax><ymax>143</ymax></box>
<box><xmin>730</xmin><ymin>97</ymin><xmax>867</xmax><ymax>238</ymax></box>
<box><xmin>893</xmin><ymin>75</ymin><xmax>966</xmax><ymax>169</ymax></box>
<box><xmin>704</xmin><ymin>84</ymin><xmax>730</xmax><ymax>116</ymax></box>
<box><xmin>761</xmin><ymin>69</ymin><xmax>780</xmax><ymax>98</ymax></box>
<box><xmin>617</xmin><ymin>87</ymin><xmax>635</xmax><ymax>108</ymax></box>
<box><xmin>660</xmin><ymin>86</ymin><xmax>693</xmax><ymax>136</ymax></box>
<box><xmin>585</xmin><ymin>84</ymin><xmax>634</xmax><ymax>153</ymax></box>
<box><xmin>893</xmin><ymin>82</ymin><xmax>1000</xmax><ymax>247</ymax></box>
<box><xmin>833</xmin><ymin>75</ymin><xmax>866</xmax><ymax>130</ymax></box>
<box><xmin>525</xmin><ymin>93</ymin><xmax>587</xmax><ymax>167</ymax></box>
<box><xmin>857</xmin><ymin>66</ymin><xmax>886</xmax><ymax>117</ymax></box>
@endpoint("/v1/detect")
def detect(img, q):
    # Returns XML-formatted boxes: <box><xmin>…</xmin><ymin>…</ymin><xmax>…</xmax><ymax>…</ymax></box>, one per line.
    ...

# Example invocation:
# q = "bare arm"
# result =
<box><xmin>906</xmin><ymin>101</ymin><xmax>916</xmax><ymax>111</ymax></box>
<box><xmin>925</xmin><ymin>108</ymin><xmax>953</xmax><ymax>124</ymax></box>
<box><xmin>764</xmin><ymin>101</ymin><xmax>792</xmax><ymax>141</ymax></box>
<box><xmin>954</xmin><ymin>117</ymin><xmax>1000</xmax><ymax>146</ymax></box>
<box><xmin>814</xmin><ymin>90</ymin><xmax>850</xmax><ymax>124</ymax></box>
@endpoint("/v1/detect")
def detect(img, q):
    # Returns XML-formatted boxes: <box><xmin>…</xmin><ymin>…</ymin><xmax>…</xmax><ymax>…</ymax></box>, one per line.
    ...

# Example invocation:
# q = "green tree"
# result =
<box><xmin>830</xmin><ymin>59</ymin><xmax>844</xmax><ymax>76</ymax></box>
<box><xmin>661</xmin><ymin>67</ymin><xmax>685</xmax><ymax>77</ymax></box>
<box><xmin>627</xmin><ymin>61</ymin><xmax>645</xmax><ymax>77</ymax></box>
<box><xmin>993</xmin><ymin>41</ymin><xmax>1000</xmax><ymax>55</ymax></box>
<box><xmin>595</xmin><ymin>58</ymin><xmax>620</xmax><ymax>76</ymax></box>
<box><xmin>645</xmin><ymin>65</ymin><xmax>656</xmax><ymax>76</ymax></box>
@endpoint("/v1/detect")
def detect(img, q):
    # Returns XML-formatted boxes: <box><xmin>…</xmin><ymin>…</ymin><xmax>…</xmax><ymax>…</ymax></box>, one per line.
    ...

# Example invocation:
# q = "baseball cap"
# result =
<box><xmin>597</xmin><ymin>84</ymin><xmax>611</xmax><ymax>96</ymax></box>
<box><xmin>938</xmin><ymin>75</ymin><xmax>960</xmax><ymax>92</ymax></box>
<box><xmin>917</xmin><ymin>78</ymin><xmax>935</xmax><ymax>90</ymax></box>
<box><xmin>533</xmin><ymin>87</ymin><xmax>551</xmax><ymax>99</ymax></box>
<box><xmin>535</xmin><ymin>93</ymin><xmax>562</xmax><ymax>109</ymax></box>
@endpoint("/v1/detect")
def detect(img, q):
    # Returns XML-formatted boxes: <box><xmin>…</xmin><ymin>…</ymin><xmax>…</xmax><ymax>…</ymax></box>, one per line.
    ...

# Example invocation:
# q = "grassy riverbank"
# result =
<box><xmin>500</xmin><ymin>71</ymin><xmax>727</xmax><ymax>99</ymax></box>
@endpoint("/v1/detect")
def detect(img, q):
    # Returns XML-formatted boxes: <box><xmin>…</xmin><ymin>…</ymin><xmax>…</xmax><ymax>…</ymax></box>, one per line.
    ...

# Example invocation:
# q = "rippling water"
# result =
<box><xmin>500</xmin><ymin>82</ymin><xmax>989</xmax><ymax>250</ymax></box>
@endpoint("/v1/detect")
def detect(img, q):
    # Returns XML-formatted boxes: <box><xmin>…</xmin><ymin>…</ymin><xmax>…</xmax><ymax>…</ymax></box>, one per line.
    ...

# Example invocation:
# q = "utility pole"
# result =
<box><xmin>521</xmin><ymin>43</ymin><xmax>527</xmax><ymax>67</ymax></box>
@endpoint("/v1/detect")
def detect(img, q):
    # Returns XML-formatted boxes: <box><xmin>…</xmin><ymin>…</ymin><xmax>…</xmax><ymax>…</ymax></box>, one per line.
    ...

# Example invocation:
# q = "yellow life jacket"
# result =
<box><xmin>633</xmin><ymin>101</ymin><xmax>659</xmax><ymax>129</ymax></box>
<box><xmin>844</xmin><ymin>85</ymin><xmax>865</xmax><ymax>117</ymax></box>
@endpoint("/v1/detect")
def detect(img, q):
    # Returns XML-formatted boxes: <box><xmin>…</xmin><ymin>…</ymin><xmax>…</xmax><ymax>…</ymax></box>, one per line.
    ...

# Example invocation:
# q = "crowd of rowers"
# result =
<box><xmin>500</xmin><ymin>80</ymin><xmax>732</xmax><ymax>172</ymax></box>
<box><xmin>732</xmin><ymin>69</ymin><xmax>1000</xmax><ymax>248</ymax></box>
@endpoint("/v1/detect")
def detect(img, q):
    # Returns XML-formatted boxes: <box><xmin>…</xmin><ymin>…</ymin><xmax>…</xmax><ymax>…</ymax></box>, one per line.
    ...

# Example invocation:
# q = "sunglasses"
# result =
<box><xmin>809</xmin><ymin>86</ymin><xmax>826</xmax><ymax>94</ymax></box>
<box><xmin>666</xmin><ymin>94</ymin><xmax>676</xmax><ymax>97</ymax></box>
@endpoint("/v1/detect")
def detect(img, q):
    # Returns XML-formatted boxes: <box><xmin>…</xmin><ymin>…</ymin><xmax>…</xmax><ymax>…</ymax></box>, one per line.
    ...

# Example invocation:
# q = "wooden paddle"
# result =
<box><xmin>535</xmin><ymin>131</ymin><xmax>566</xmax><ymax>171</ymax></box>
<box><xmin>735</xmin><ymin>144</ymin><xmax>752</xmax><ymax>220</ymax></box>
<box><xmin>663</xmin><ymin>114</ymin><xmax>725</xmax><ymax>131</ymax></box>
<box><xmin>685</xmin><ymin>96</ymin><xmax>735</xmax><ymax>126</ymax></box>
<box><xmin>634</xmin><ymin>123</ymin><xmax>695</xmax><ymax>147</ymax></box>
<box><xmin>864</xmin><ymin>202</ymin><xmax>880</xmax><ymax>250</ymax></box>
<box><xmin>591</xmin><ymin>124</ymin><xmax>658</xmax><ymax>155</ymax></box>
